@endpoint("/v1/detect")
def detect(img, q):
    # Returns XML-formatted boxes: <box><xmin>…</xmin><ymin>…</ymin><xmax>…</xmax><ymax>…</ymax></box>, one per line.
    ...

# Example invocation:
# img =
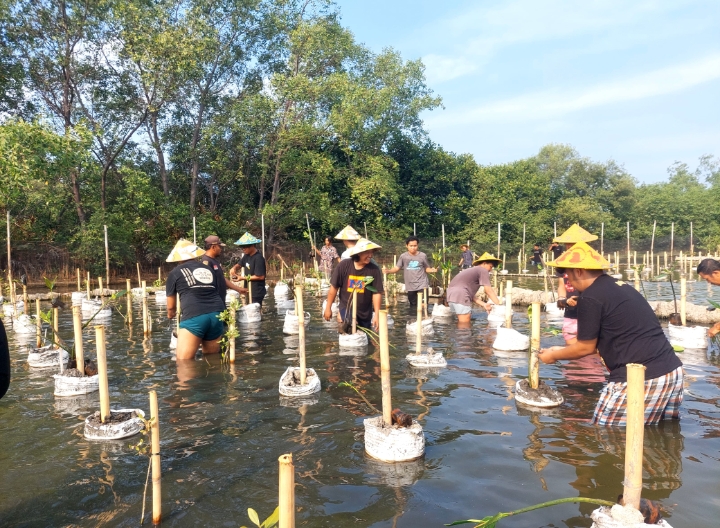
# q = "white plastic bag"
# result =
<box><xmin>339</xmin><ymin>331</ymin><xmax>368</xmax><ymax>347</ymax></box>
<box><xmin>668</xmin><ymin>323</ymin><xmax>707</xmax><ymax>349</ymax></box>
<box><xmin>283</xmin><ymin>310</ymin><xmax>310</xmax><ymax>334</ymax></box>
<box><xmin>493</xmin><ymin>327</ymin><xmax>529</xmax><ymax>351</ymax></box>
<box><xmin>238</xmin><ymin>303</ymin><xmax>262</xmax><ymax>324</ymax></box>
<box><xmin>278</xmin><ymin>366</ymin><xmax>321</xmax><ymax>397</ymax></box>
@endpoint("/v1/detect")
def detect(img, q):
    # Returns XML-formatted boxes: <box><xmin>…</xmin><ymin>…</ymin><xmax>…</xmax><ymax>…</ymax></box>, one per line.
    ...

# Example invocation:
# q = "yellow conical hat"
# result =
<box><xmin>553</xmin><ymin>224</ymin><xmax>598</xmax><ymax>243</ymax></box>
<box><xmin>472</xmin><ymin>252</ymin><xmax>502</xmax><ymax>265</ymax></box>
<box><xmin>166</xmin><ymin>239</ymin><xmax>205</xmax><ymax>262</ymax></box>
<box><xmin>335</xmin><ymin>225</ymin><xmax>361</xmax><ymax>240</ymax></box>
<box><xmin>546</xmin><ymin>241</ymin><xmax>609</xmax><ymax>269</ymax></box>
<box><xmin>347</xmin><ymin>238</ymin><xmax>381</xmax><ymax>256</ymax></box>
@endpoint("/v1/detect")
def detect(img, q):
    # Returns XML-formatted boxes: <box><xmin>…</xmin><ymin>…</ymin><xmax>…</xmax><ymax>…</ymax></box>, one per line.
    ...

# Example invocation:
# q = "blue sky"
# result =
<box><xmin>336</xmin><ymin>0</ymin><xmax>720</xmax><ymax>183</ymax></box>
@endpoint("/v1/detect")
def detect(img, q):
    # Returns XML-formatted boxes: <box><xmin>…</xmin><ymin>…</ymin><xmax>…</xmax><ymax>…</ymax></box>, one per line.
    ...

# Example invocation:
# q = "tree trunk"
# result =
<box><xmin>148</xmin><ymin>111</ymin><xmax>169</xmax><ymax>197</ymax></box>
<box><xmin>70</xmin><ymin>169</ymin><xmax>86</xmax><ymax>224</ymax></box>
<box><xmin>189</xmin><ymin>100</ymin><xmax>206</xmax><ymax>212</ymax></box>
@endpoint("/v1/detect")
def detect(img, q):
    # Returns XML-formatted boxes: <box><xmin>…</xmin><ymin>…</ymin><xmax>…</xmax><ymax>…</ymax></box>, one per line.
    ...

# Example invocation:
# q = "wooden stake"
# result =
<box><xmin>505</xmin><ymin>281</ymin><xmax>513</xmax><ymax>329</ymax></box>
<box><xmin>383</xmin><ymin>272</ymin><xmax>389</xmax><ymax>309</ymax></box>
<box><xmin>104</xmin><ymin>224</ymin><xmax>110</xmax><ymax>288</ymax></box>
<box><xmin>423</xmin><ymin>288</ymin><xmax>428</xmax><ymax>318</ymax></box>
<box><xmin>23</xmin><ymin>285</ymin><xmax>28</xmax><ymax>315</ymax></box>
<box><xmin>86</xmin><ymin>272</ymin><xmax>91</xmax><ymax>300</ymax></box>
<box><xmin>529</xmin><ymin>302</ymin><xmax>540</xmax><ymax>389</ymax></box>
<box><xmin>95</xmin><ymin>325</ymin><xmax>110</xmax><ymax>423</ymax></box>
<box><xmin>52</xmin><ymin>307</ymin><xmax>59</xmax><ymax>347</ymax></box>
<box><xmin>6</xmin><ymin>211</ymin><xmax>12</xmax><ymax>306</ymax></box>
<box><xmin>136</xmin><ymin>262</ymin><xmax>142</xmax><ymax>289</ymax></box>
<box><xmin>149</xmin><ymin>390</ymin><xmax>162</xmax><ymax>526</ymax></box>
<box><xmin>157</xmin><ymin>267</ymin><xmax>161</xmax><ymax>283</ymax></box>
<box><xmin>73</xmin><ymin>306</ymin><xmax>84</xmax><ymax>375</ymax></box>
<box><xmin>680</xmin><ymin>276</ymin><xmax>687</xmax><ymax>326</ymax></box>
<box><xmin>600</xmin><ymin>222</ymin><xmax>604</xmax><ymax>254</ymax></box>
<box><xmin>379</xmin><ymin>310</ymin><xmax>392</xmax><ymax>426</ymax></box>
<box><xmin>35</xmin><ymin>298</ymin><xmax>42</xmax><ymax>348</ymax></box>
<box><xmin>352</xmin><ymin>289</ymin><xmax>358</xmax><ymax>334</ymax></box>
<box><xmin>228</xmin><ymin>304</ymin><xmax>236</xmax><ymax>363</ymax></box>
<box><xmin>623</xmin><ymin>363</ymin><xmax>646</xmax><ymax>511</ymax></box>
<box><xmin>278</xmin><ymin>454</ymin><xmax>295</xmax><ymax>528</ymax></box>
<box><xmin>125</xmin><ymin>279</ymin><xmax>133</xmax><ymax>325</ymax></box>
<box><xmin>416</xmin><ymin>295</ymin><xmax>422</xmax><ymax>354</ymax></box>
<box><xmin>176</xmin><ymin>296</ymin><xmax>181</xmax><ymax>335</ymax></box>
<box><xmin>98</xmin><ymin>276</ymin><xmax>103</xmax><ymax>297</ymax></box>
<box><xmin>142</xmin><ymin>280</ymin><xmax>149</xmax><ymax>335</ymax></box>
<box><xmin>296</xmin><ymin>286</ymin><xmax>306</xmax><ymax>385</ymax></box>
<box><xmin>261</xmin><ymin>213</ymin><xmax>266</xmax><ymax>258</ymax></box>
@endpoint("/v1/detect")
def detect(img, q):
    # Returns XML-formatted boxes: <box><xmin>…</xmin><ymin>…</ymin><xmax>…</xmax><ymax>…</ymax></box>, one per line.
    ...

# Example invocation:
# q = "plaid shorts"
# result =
<box><xmin>592</xmin><ymin>366</ymin><xmax>683</xmax><ymax>426</ymax></box>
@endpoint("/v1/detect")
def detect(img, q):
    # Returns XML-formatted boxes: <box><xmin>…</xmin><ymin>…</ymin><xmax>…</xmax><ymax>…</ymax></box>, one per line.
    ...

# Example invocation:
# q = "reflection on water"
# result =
<box><xmin>0</xmin><ymin>290</ymin><xmax>718</xmax><ymax>527</ymax></box>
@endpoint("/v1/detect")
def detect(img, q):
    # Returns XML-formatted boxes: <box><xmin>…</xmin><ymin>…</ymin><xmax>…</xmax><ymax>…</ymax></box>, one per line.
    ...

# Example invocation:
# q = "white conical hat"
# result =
<box><xmin>347</xmin><ymin>238</ymin><xmax>381</xmax><ymax>256</ymax></box>
<box><xmin>335</xmin><ymin>225</ymin><xmax>361</xmax><ymax>240</ymax></box>
<box><xmin>166</xmin><ymin>239</ymin><xmax>205</xmax><ymax>262</ymax></box>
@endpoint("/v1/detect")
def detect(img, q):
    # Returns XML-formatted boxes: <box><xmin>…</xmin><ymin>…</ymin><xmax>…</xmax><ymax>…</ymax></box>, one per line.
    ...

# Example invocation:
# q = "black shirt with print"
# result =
<box><xmin>166</xmin><ymin>260</ymin><xmax>226</xmax><ymax>321</ymax></box>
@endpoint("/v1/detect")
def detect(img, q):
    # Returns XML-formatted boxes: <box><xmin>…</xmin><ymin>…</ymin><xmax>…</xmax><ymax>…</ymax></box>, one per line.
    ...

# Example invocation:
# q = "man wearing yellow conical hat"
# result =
<box><xmin>553</xmin><ymin>224</ymin><xmax>598</xmax><ymax>344</ymax></box>
<box><xmin>334</xmin><ymin>225</ymin><xmax>361</xmax><ymax>260</ymax></box>
<box><xmin>165</xmin><ymin>239</ymin><xmax>227</xmax><ymax>360</ymax></box>
<box><xmin>540</xmin><ymin>241</ymin><xmax>683</xmax><ymax>426</ymax></box>
<box><xmin>445</xmin><ymin>252</ymin><xmax>502</xmax><ymax>324</ymax></box>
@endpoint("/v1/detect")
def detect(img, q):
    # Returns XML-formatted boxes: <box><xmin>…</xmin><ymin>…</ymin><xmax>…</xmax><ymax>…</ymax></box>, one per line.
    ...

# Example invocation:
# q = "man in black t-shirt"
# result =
<box><xmin>540</xmin><ymin>241</ymin><xmax>683</xmax><ymax>426</ymax></box>
<box><xmin>324</xmin><ymin>238</ymin><xmax>384</xmax><ymax>331</ymax></box>
<box><xmin>529</xmin><ymin>244</ymin><xmax>542</xmax><ymax>268</ymax></box>
<box><xmin>202</xmin><ymin>235</ymin><xmax>246</xmax><ymax>302</ymax></box>
<box><xmin>229</xmin><ymin>232</ymin><xmax>266</xmax><ymax>305</ymax></box>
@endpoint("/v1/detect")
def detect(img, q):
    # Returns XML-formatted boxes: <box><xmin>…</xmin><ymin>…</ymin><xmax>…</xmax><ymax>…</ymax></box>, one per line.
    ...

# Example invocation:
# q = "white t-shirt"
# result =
<box><xmin>340</xmin><ymin>248</ymin><xmax>351</xmax><ymax>260</ymax></box>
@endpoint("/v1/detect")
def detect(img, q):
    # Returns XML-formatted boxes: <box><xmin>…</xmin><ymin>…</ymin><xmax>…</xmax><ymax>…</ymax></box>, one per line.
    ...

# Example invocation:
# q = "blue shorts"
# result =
<box><xmin>449</xmin><ymin>302</ymin><xmax>472</xmax><ymax>315</ymax></box>
<box><xmin>179</xmin><ymin>312</ymin><xmax>225</xmax><ymax>340</ymax></box>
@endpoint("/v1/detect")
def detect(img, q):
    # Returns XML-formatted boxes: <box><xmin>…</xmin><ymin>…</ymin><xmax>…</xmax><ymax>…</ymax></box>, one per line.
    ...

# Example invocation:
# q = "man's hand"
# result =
<box><xmin>323</xmin><ymin>306</ymin><xmax>332</xmax><ymax>322</ymax></box>
<box><xmin>566</xmin><ymin>296</ymin><xmax>578</xmax><ymax>307</ymax></box>
<box><xmin>708</xmin><ymin>322</ymin><xmax>720</xmax><ymax>337</ymax></box>
<box><xmin>538</xmin><ymin>346</ymin><xmax>564</xmax><ymax>364</ymax></box>
<box><xmin>167</xmin><ymin>309</ymin><xmax>176</xmax><ymax>319</ymax></box>
<box><xmin>238</xmin><ymin>287</ymin><xmax>248</xmax><ymax>294</ymax></box>
<box><xmin>371</xmin><ymin>312</ymin><xmax>378</xmax><ymax>331</ymax></box>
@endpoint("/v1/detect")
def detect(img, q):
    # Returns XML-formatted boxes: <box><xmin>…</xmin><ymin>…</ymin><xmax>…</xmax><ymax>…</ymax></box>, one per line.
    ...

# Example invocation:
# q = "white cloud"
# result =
<box><xmin>426</xmin><ymin>54</ymin><xmax>720</xmax><ymax>127</ymax></box>
<box><xmin>422</xmin><ymin>54</ymin><xmax>478</xmax><ymax>84</ymax></box>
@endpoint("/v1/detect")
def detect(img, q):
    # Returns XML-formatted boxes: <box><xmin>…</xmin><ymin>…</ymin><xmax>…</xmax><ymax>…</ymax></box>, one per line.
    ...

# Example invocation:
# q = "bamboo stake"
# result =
<box><xmin>95</xmin><ymin>325</ymin><xmax>110</xmax><ymax>423</ymax></box>
<box><xmin>505</xmin><ymin>280</ymin><xmax>513</xmax><ymax>329</ymax></box>
<box><xmin>600</xmin><ymin>222</ymin><xmax>604</xmax><ymax>254</ymax></box>
<box><xmin>502</xmin><ymin>252</ymin><xmax>506</xmax><ymax>271</ymax></box>
<box><xmin>176</xmin><ymin>297</ymin><xmax>180</xmax><ymax>335</ymax></box>
<box><xmin>261</xmin><ymin>213</ymin><xmax>266</xmax><ymax>258</ymax></box>
<box><xmin>23</xmin><ymin>284</ymin><xmax>28</xmax><ymax>315</ymax></box>
<box><xmin>149</xmin><ymin>390</ymin><xmax>162</xmax><ymax>526</ymax></box>
<box><xmin>248</xmin><ymin>279</ymin><xmax>253</xmax><ymax>304</ymax></box>
<box><xmin>351</xmin><ymin>289</ymin><xmax>358</xmax><ymax>335</ymax></box>
<box><xmin>228</xmin><ymin>304</ymin><xmax>236</xmax><ymax>363</ymax></box>
<box><xmin>634</xmin><ymin>273</ymin><xmax>640</xmax><ymax>292</ymax></box>
<box><xmin>87</xmin><ymin>272</ymin><xmax>91</xmax><ymax>300</ymax></box>
<box><xmin>664</xmin><ymin>252</ymin><xmax>667</xmax><ymax>269</ymax></box>
<box><xmin>6</xmin><ymin>211</ymin><xmax>13</xmax><ymax>306</ymax></box>
<box><xmin>142</xmin><ymin>280</ymin><xmax>149</xmax><ymax>336</ymax></box>
<box><xmin>416</xmin><ymin>295</ymin><xmax>422</xmax><ymax>354</ymax></box>
<box><xmin>670</xmin><ymin>222</ymin><xmax>674</xmax><ymax>260</ymax></box>
<box><xmin>73</xmin><ymin>306</ymin><xmax>84</xmax><ymax>374</ymax></box>
<box><xmin>157</xmin><ymin>267</ymin><xmax>161</xmax><ymax>283</ymax></box>
<box><xmin>379</xmin><ymin>310</ymin><xmax>392</xmax><ymax>426</ymax></box>
<box><xmin>136</xmin><ymin>263</ymin><xmax>142</xmax><ymax>289</ymax></box>
<box><xmin>98</xmin><ymin>276</ymin><xmax>103</xmax><ymax>297</ymax></box>
<box><xmin>633</xmin><ymin>251</ymin><xmax>636</xmax><ymax>267</ymax></box>
<box><xmin>497</xmin><ymin>223</ymin><xmax>501</xmax><ymax>257</ymax></box>
<box><xmin>192</xmin><ymin>217</ymin><xmax>196</xmax><ymax>245</ymax></box>
<box><xmin>424</xmin><ymin>288</ymin><xmax>428</xmax><ymax>318</ymax></box>
<box><xmin>413</xmin><ymin>222</ymin><xmax>416</xmax><ymax>236</ymax></box>
<box><xmin>104</xmin><ymin>224</ymin><xmax>109</xmax><ymax>288</ymax></box>
<box><xmin>623</xmin><ymin>363</ymin><xmax>646</xmax><ymax>511</ymax></box>
<box><xmin>383</xmin><ymin>272</ymin><xmax>389</xmax><ymax>309</ymax></box>
<box><xmin>680</xmin><ymin>276</ymin><xmax>687</xmax><ymax>326</ymax></box>
<box><xmin>296</xmin><ymin>286</ymin><xmax>306</xmax><ymax>385</ymax></box>
<box><xmin>125</xmin><ymin>279</ymin><xmax>133</xmax><ymax>325</ymax></box>
<box><xmin>77</xmin><ymin>268</ymin><xmax>81</xmax><ymax>291</ymax></box>
<box><xmin>52</xmin><ymin>307</ymin><xmax>59</xmax><ymax>348</ymax></box>
<box><xmin>278</xmin><ymin>454</ymin><xmax>295</xmax><ymax>528</ymax></box>
<box><xmin>35</xmin><ymin>298</ymin><xmax>42</xmax><ymax>348</ymax></box>
<box><xmin>529</xmin><ymin>302</ymin><xmax>540</xmax><ymax>389</ymax></box>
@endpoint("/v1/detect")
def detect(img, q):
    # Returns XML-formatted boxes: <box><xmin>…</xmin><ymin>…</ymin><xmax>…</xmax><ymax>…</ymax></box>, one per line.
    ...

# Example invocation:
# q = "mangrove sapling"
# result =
<box><xmin>445</xmin><ymin>497</ymin><xmax>616</xmax><ymax>527</ymax></box>
<box><xmin>217</xmin><ymin>300</ymin><xmax>241</xmax><ymax>362</ymax></box>
<box><xmin>240</xmin><ymin>506</ymin><xmax>280</xmax><ymax>528</ymax></box>
<box><xmin>338</xmin><ymin>381</ymin><xmax>380</xmax><ymax>414</ymax></box>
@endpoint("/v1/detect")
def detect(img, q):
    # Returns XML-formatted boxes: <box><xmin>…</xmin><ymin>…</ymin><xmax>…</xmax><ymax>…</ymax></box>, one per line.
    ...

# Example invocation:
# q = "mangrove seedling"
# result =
<box><xmin>338</xmin><ymin>381</ymin><xmax>380</xmax><ymax>414</ymax></box>
<box><xmin>240</xmin><ymin>506</ymin><xmax>279</xmax><ymax>528</ymax></box>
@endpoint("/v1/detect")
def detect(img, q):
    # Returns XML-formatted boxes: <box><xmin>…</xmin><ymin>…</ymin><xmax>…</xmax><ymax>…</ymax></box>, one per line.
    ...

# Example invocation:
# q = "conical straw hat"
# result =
<box><xmin>234</xmin><ymin>232</ymin><xmax>262</xmax><ymax>246</ymax></box>
<box><xmin>166</xmin><ymin>239</ymin><xmax>205</xmax><ymax>262</ymax></box>
<box><xmin>472</xmin><ymin>252</ymin><xmax>502</xmax><ymax>265</ymax></box>
<box><xmin>347</xmin><ymin>238</ymin><xmax>381</xmax><ymax>256</ymax></box>
<box><xmin>334</xmin><ymin>225</ymin><xmax>361</xmax><ymax>240</ymax></box>
<box><xmin>546</xmin><ymin>241</ymin><xmax>610</xmax><ymax>269</ymax></box>
<box><xmin>553</xmin><ymin>224</ymin><xmax>598</xmax><ymax>243</ymax></box>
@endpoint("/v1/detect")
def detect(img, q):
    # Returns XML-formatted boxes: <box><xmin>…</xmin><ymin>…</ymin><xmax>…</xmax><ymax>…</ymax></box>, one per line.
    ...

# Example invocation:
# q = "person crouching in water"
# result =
<box><xmin>383</xmin><ymin>236</ymin><xmax>437</xmax><ymax>318</ymax></box>
<box><xmin>539</xmin><ymin>242</ymin><xmax>683</xmax><ymax>426</ymax></box>
<box><xmin>166</xmin><ymin>239</ymin><xmax>227</xmax><ymax>360</ymax></box>
<box><xmin>323</xmin><ymin>238</ymin><xmax>384</xmax><ymax>331</ymax></box>
<box><xmin>445</xmin><ymin>252</ymin><xmax>502</xmax><ymax>325</ymax></box>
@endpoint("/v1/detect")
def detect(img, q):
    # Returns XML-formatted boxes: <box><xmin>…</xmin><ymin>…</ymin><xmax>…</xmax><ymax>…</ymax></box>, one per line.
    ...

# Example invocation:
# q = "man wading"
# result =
<box><xmin>229</xmin><ymin>232</ymin><xmax>266</xmax><ymax>306</ymax></box>
<box><xmin>323</xmin><ymin>238</ymin><xmax>384</xmax><ymax>331</ymax></box>
<box><xmin>383</xmin><ymin>236</ymin><xmax>437</xmax><ymax>318</ymax></box>
<box><xmin>445</xmin><ymin>252</ymin><xmax>502</xmax><ymax>325</ymax></box>
<box><xmin>202</xmin><ymin>235</ymin><xmax>247</xmax><ymax>301</ymax></box>
<box><xmin>540</xmin><ymin>242</ymin><xmax>683</xmax><ymax>426</ymax></box>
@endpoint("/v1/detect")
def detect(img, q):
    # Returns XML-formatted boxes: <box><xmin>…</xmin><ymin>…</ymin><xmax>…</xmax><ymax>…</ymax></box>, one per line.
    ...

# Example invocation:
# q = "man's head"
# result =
<box><xmin>204</xmin><ymin>235</ymin><xmax>226</xmax><ymax>257</ymax></box>
<box><xmin>241</xmin><ymin>245</ymin><xmax>257</xmax><ymax>256</ymax></box>
<box><xmin>560</xmin><ymin>267</ymin><xmax>603</xmax><ymax>292</ymax></box>
<box><xmin>405</xmin><ymin>235</ymin><xmax>419</xmax><ymax>254</ymax></box>
<box><xmin>461</xmin><ymin>244</ymin><xmax>468</xmax><ymax>251</ymax></box>
<box><xmin>547</xmin><ymin>241</ymin><xmax>610</xmax><ymax>291</ymax></box>
<box><xmin>479</xmin><ymin>261</ymin><xmax>496</xmax><ymax>272</ymax></box>
<box><xmin>472</xmin><ymin>252</ymin><xmax>501</xmax><ymax>268</ymax></box>
<box><xmin>335</xmin><ymin>225</ymin><xmax>361</xmax><ymax>249</ymax></box>
<box><xmin>698</xmin><ymin>258</ymin><xmax>720</xmax><ymax>286</ymax></box>
<box><xmin>533</xmin><ymin>244</ymin><xmax>540</xmax><ymax>250</ymax></box>
<box><xmin>348</xmin><ymin>238</ymin><xmax>381</xmax><ymax>266</ymax></box>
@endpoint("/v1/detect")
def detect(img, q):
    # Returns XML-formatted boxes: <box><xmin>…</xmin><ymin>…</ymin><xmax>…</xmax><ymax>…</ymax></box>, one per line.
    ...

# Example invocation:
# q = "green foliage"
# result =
<box><xmin>240</xmin><ymin>506</ymin><xmax>279</xmax><ymax>528</ymax></box>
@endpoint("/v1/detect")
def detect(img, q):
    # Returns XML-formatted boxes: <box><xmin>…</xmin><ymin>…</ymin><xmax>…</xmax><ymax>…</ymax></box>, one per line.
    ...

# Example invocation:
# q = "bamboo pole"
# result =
<box><xmin>413</xmin><ymin>222</ymin><xmax>416</xmax><ymax>236</ymax></box>
<box><xmin>441</xmin><ymin>223</ymin><xmax>446</xmax><ymax>257</ymax></box>
<box><xmin>633</xmin><ymin>251</ymin><xmax>636</xmax><ymax>267</ymax></box>
<box><xmin>529</xmin><ymin>302</ymin><xmax>540</xmax><ymax>389</ymax></box>
<box><xmin>192</xmin><ymin>217</ymin><xmax>196</xmax><ymax>245</ymax></box>
<box><xmin>35</xmin><ymin>298</ymin><xmax>42</xmax><ymax>348</ymax></box>
<box><xmin>77</xmin><ymin>268</ymin><xmax>81</xmax><ymax>292</ymax></box>
<box><xmin>52</xmin><ymin>307</ymin><xmax>59</xmax><ymax>348</ymax></box>
<box><xmin>228</xmin><ymin>304</ymin><xmax>236</xmax><ymax>363</ymax></box>
<box><xmin>623</xmin><ymin>363</ymin><xmax>646</xmax><ymax>511</ymax></box>
<box><xmin>600</xmin><ymin>222</ymin><xmax>604</xmax><ymax>254</ymax></box>
<box><xmin>505</xmin><ymin>280</ymin><xmax>513</xmax><ymax>329</ymax></box>
<box><xmin>157</xmin><ymin>267</ymin><xmax>161</xmax><ymax>283</ymax></box>
<box><xmin>416</xmin><ymin>295</ymin><xmax>422</xmax><ymax>354</ymax></box>
<box><xmin>95</xmin><ymin>325</ymin><xmax>110</xmax><ymax>423</ymax></box>
<box><xmin>351</xmin><ymin>289</ymin><xmax>358</xmax><ymax>335</ymax></box>
<box><xmin>87</xmin><ymin>271</ymin><xmax>91</xmax><ymax>300</ymax></box>
<box><xmin>664</xmin><ymin>252</ymin><xmax>667</xmax><ymax>269</ymax></box>
<box><xmin>379</xmin><ymin>310</ymin><xmax>392</xmax><ymax>426</ymax></box>
<box><xmin>296</xmin><ymin>286</ymin><xmax>306</xmax><ymax>385</ymax></box>
<box><xmin>125</xmin><ymin>279</ymin><xmax>133</xmax><ymax>325</ymax></box>
<box><xmin>6</xmin><ymin>211</ymin><xmax>13</xmax><ymax>306</ymax></box>
<box><xmin>104</xmin><ymin>224</ymin><xmax>110</xmax><ymax>288</ymax></box>
<box><xmin>176</xmin><ymin>296</ymin><xmax>181</xmax><ymax>335</ymax></box>
<box><xmin>670</xmin><ymin>222</ymin><xmax>674</xmax><ymax>260</ymax></box>
<box><xmin>149</xmin><ymin>390</ymin><xmax>162</xmax><ymax>526</ymax></box>
<box><xmin>73</xmin><ymin>306</ymin><xmax>84</xmax><ymax>374</ymax></box>
<box><xmin>278</xmin><ymin>454</ymin><xmax>295</xmax><ymax>528</ymax></box>
<box><xmin>680</xmin><ymin>276</ymin><xmax>687</xmax><ymax>326</ymax></box>
<box><xmin>136</xmin><ymin>263</ymin><xmax>142</xmax><ymax>289</ymax></box>
<box><xmin>424</xmin><ymin>288</ymin><xmax>428</xmax><ymax>318</ymax></box>
<box><xmin>261</xmin><ymin>213</ymin><xmax>266</xmax><ymax>258</ymax></box>
<box><xmin>497</xmin><ymin>223</ymin><xmax>501</xmax><ymax>257</ymax></box>
<box><xmin>98</xmin><ymin>276</ymin><xmax>103</xmax><ymax>297</ymax></box>
<box><xmin>383</xmin><ymin>272</ymin><xmax>389</xmax><ymax>309</ymax></box>
<box><xmin>142</xmin><ymin>280</ymin><xmax>149</xmax><ymax>335</ymax></box>
<box><xmin>626</xmin><ymin>222</ymin><xmax>631</xmax><ymax>270</ymax></box>
<box><xmin>23</xmin><ymin>284</ymin><xmax>28</xmax><ymax>314</ymax></box>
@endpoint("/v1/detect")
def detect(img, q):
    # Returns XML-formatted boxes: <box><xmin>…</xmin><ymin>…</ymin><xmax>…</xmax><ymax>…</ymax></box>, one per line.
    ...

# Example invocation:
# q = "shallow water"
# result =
<box><xmin>0</xmin><ymin>281</ymin><xmax>719</xmax><ymax>527</ymax></box>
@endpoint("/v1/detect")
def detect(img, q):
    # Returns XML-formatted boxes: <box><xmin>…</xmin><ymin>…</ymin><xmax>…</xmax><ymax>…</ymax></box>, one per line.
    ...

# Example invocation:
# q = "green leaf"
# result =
<box><xmin>261</xmin><ymin>506</ymin><xmax>280</xmax><ymax>528</ymax></box>
<box><xmin>248</xmin><ymin>508</ymin><xmax>260</xmax><ymax>527</ymax></box>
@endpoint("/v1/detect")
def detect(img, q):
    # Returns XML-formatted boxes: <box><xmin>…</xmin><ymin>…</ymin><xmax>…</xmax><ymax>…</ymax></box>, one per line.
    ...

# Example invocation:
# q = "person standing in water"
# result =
<box><xmin>313</xmin><ymin>236</ymin><xmax>339</xmax><ymax>275</ymax></box>
<box><xmin>458</xmin><ymin>244</ymin><xmax>473</xmax><ymax>269</ymax></box>
<box><xmin>335</xmin><ymin>225</ymin><xmax>361</xmax><ymax>260</ymax></box>
<box><xmin>697</xmin><ymin>258</ymin><xmax>720</xmax><ymax>337</ymax></box>
<box><xmin>529</xmin><ymin>244</ymin><xmax>542</xmax><ymax>268</ymax></box>
<box><xmin>445</xmin><ymin>252</ymin><xmax>502</xmax><ymax>324</ymax></box>
<box><xmin>202</xmin><ymin>235</ymin><xmax>247</xmax><ymax>301</ymax></box>
<box><xmin>383</xmin><ymin>236</ymin><xmax>437</xmax><ymax>317</ymax></box>
<box><xmin>229</xmin><ymin>232</ymin><xmax>266</xmax><ymax>306</ymax></box>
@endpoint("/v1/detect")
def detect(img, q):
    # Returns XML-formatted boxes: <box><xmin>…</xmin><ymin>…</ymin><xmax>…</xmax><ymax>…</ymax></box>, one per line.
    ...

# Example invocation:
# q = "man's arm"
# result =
<box><xmin>167</xmin><ymin>294</ymin><xmax>177</xmax><ymax>319</ymax></box>
<box><xmin>226</xmin><ymin>278</ymin><xmax>247</xmax><ymax>294</ymax></box>
<box><xmin>483</xmin><ymin>285</ymin><xmax>501</xmax><ymax>305</ymax></box>
<box><xmin>371</xmin><ymin>293</ymin><xmax>382</xmax><ymax>330</ymax></box>
<box><xmin>323</xmin><ymin>286</ymin><xmax>339</xmax><ymax>321</ymax></box>
<box><xmin>383</xmin><ymin>265</ymin><xmax>400</xmax><ymax>274</ymax></box>
<box><xmin>538</xmin><ymin>338</ymin><xmax>598</xmax><ymax>364</ymax></box>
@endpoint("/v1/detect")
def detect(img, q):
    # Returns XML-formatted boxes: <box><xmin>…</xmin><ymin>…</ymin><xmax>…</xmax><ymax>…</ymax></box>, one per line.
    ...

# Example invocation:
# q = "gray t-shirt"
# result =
<box><xmin>396</xmin><ymin>251</ymin><xmax>431</xmax><ymax>292</ymax></box>
<box><xmin>446</xmin><ymin>266</ymin><xmax>491</xmax><ymax>306</ymax></box>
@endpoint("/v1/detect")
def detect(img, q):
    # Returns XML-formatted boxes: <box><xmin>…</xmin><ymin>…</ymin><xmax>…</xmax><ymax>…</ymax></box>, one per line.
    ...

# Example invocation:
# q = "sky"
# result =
<box><xmin>335</xmin><ymin>0</ymin><xmax>720</xmax><ymax>184</ymax></box>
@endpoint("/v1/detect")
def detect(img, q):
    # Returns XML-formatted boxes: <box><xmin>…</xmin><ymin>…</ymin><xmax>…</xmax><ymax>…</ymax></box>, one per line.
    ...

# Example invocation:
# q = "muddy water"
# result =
<box><xmin>0</xmin><ymin>279</ymin><xmax>718</xmax><ymax>527</ymax></box>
